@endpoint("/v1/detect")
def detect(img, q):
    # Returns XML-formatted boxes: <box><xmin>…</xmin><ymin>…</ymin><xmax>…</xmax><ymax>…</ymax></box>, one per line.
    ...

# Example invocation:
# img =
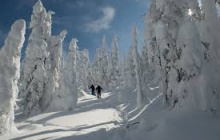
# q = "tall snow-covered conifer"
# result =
<box><xmin>76</xmin><ymin>49</ymin><xmax>90</xmax><ymax>90</ymax></box>
<box><xmin>124</xmin><ymin>47</ymin><xmax>136</xmax><ymax>88</ymax></box>
<box><xmin>100</xmin><ymin>36</ymin><xmax>109</xmax><ymax>85</ymax></box>
<box><xmin>132</xmin><ymin>26</ymin><xmax>148</xmax><ymax>107</ymax></box>
<box><xmin>141</xmin><ymin>39</ymin><xmax>152</xmax><ymax>86</ymax></box>
<box><xmin>61</xmin><ymin>38</ymin><xmax>78</xmax><ymax>109</ymax></box>
<box><xmin>0</xmin><ymin>19</ymin><xmax>26</xmax><ymax>135</ymax></box>
<box><xmin>92</xmin><ymin>36</ymin><xmax>109</xmax><ymax>85</ymax></box>
<box><xmin>46</xmin><ymin>30</ymin><xmax>67</xmax><ymax>111</ymax></box>
<box><xmin>195</xmin><ymin>0</ymin><xmax>220</xmax><ymax>111</ymax></box>
<box><xmin>108</xmin><ymin>35</ymin><xmax>120</xmax><ymax>86</ymax></box>
<box><xmin>21</xmin><ymin>0</ymin><xmax>51</xmax><ymax>116</ymax></box>
<box><xmin>92</xmin><ymin>48</ymin><xmax>101</xmax><ymax>84</ymax></box>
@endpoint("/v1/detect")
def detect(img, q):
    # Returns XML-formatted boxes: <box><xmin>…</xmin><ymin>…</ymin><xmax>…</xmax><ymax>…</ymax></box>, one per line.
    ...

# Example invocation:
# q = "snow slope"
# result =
<box><xmin>118</xmin><ymin>83</ymin><xmax>220</xmax><ymax>140</ymax></box>
<box><xmin>126</xmin><ymin>95</ymin><xmax>220</xmax><ymax>140</ymax></box>
<box><xmin>0</xmin><ymin>92</ymin><xmax>123</xmax><ymax>140</ymax></box>
<box><xmin>2</xmin><ymin>84</ymin><xmax>220</xmax><ymax>140</ymax></box>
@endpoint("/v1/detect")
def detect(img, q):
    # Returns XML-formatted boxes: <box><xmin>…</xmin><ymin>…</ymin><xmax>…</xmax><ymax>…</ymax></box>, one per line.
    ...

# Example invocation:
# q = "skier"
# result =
<box><xmin>96</xmin><ymin>85</ymin><xmax>103</xmax><ymax>99</ymax></box>
<box><xmin>89</xmin><ymin>84</ymin><xmax>95</xmax><ymax>96</ymax></box>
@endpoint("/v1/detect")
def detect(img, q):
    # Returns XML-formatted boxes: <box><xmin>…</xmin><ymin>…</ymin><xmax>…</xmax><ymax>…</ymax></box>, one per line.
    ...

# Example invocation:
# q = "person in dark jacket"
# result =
<box><xmin>96</xmin><ymin>85</ymin><xmax>103</xmax><ymax>99</ymax></box>
<box><xmin>89</xmin><ymin>84</ymin><xmax>95</xmax><ymax>96</ymax></box>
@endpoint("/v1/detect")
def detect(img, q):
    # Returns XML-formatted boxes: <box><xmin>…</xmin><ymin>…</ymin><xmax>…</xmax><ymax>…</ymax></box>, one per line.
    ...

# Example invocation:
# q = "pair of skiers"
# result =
<box><xmin>89</xmin><ymin>84</ymin><xmax>103</xmax><ymax>99</ymax></box>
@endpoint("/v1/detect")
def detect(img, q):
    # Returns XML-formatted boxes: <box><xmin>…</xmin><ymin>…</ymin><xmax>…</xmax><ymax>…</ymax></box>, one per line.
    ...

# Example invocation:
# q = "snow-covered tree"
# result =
<box><xmin>87</xmin><ymin>68</ymin><xmax>95</xmax><ymax>87</ymax></box>
<box><xmin>141</xmin><ymin>39</ymin><xmax>152</xmax><ymax>86</ymax></box>
<box><xmin>108</xmin><ymin>35</ymin><xmax>120</xmax><ymax>86</ymax></box>
<box><xmin>92</xmin><ymin>48</ymin><xmax>101</xmax><ymax>84</ymax></box>
<box><xmin>92</xmin><ymin>36</ymin><xmax>109</xmax><ymax>86</ymax></box>
<box><xmin>195</xmin><ymin>0</ymin><xmax>220</xmax><ymax>111</ymax></box>
<box><xmin>86</xmin><ymin>52</ymin><xmax>94</xmax><ymax>88</ymax></box>
<box><xmin>82</xmin><ymin>49</ymin><xmax>90</xmax><ymax>88</ymax></box>
<box><xmin>0</xmin><ymin>19</ymin><xmax>26</xmax><ymax>135</ymax></box>
<box><xmin>99</xmin><ymin>36</ymin><xmax>109</xmax><ymax>85</ymax></box>
<box><xmin>147</xmin><ymin>0</ymin><xmax>199</xmax><ymax>105</ymax></box>
<box><xmin>46</xmin><ymin>30</ymin><xmax>67</xmax><ymax>111</ymax></box>
<box><xmin>145</xmin><ymin>0</ymin><xmax>220</xmax><ymax>111</ymax></box>
<box><xmin>120</xmin><ymin>56</ymin><xmax>127</xmax><ymax>85</ymax></box>
<box><xmin>61</xmin><ymin>38</ymin><xmax>78</xmax><ymax>109</ymax></box>
<box><xmin>124</xmin><ymin>47</ymin><xmax>136</xmax><ymax>88</ymax></box>
<box><xmin>132</xmin><ymin>26</ymin><xmax>149</xmax><ymax>107</ymax></box>
<box><xmin>76</xmin><ymin>49</ymin><xmax>90</xmax><ymax>91</ymax></box>
<box><xmin>20</xmin><ymin>0</ymin><xmax>51</xmax><ymax>116</ymax></box>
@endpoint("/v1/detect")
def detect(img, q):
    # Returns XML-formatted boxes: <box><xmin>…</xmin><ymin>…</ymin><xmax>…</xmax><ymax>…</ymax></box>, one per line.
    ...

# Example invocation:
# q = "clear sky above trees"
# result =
<box><xmin>0</xmin><ymin>0</ymin><xmax>149</xmax><ymax>59</ymax></box>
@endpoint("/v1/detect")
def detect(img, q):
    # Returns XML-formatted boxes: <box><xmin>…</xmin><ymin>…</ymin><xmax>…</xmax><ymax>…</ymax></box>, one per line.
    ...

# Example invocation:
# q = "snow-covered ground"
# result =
<box><xmin>126</xmin><ymin>95</ymin><xmax>220</xmax><ymax>140</ymax></box>
<box><xmin>0</xmin><ymin>92</ymin><xmax>123</xmax><ymax>140</ymax></box>
<box><xmin>1</xmin><ymin>83</ymin><xmax>220</xmax><ymax>140</ymax></box>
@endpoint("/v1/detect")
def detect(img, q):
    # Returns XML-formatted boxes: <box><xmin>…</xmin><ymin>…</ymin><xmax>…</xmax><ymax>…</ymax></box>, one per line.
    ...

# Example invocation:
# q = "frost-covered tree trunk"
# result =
<box><xmin>92</xmin><ymin>48</ymin><xmax>101</xmax><ymax>84</ymax></box>
<box><xmin>92</xmin><ymin>36</ymin><xmax>109</xmax><ymax>86</ymax></box>
<box><xmin>139</xmin><ymin>39</ymin><xmax>152</xmax><ymax>102</ymax></box>
<box><xmin>132</xmin><ymin>27</ymin><xmax>148</xmax><ymax>108</ymax></box>
<box><xmin>145</xmin><ymin>0</ymin><xmax>163</xmax><ymax>84</ymax></box>
<box><xmin>117</xmin><ymin>58</ymin><xmax>125</xmax><ymax>85</ymax></box>
<box><xmin>99</xmin><ymin>36</ymin><xmax>109</xmax><ymax>85</ymax></box>
<box><xmin>170</xmin><ymin>19</ymin><xmax>203</xmax><ymax>109</ymax></box>
<box><xmin>76</xmin><ymin>49</ymin><xmax>90</xmax><ymax>91</ymax></box>
<box><xmin>82</xmin><ymin>49</ymin><xmax>90</xmax><ymax>89</ymax></box>
<box><xmin>21</xmin><ymin>0</ymin><xmax>51</xmax><ymax>116</ymax></box>
<box><xmin>76</xmin><ymin>50</ymin><xmax>82</xmax><ymax>89</ymax></box>
<box><xmin>196</xmin><ymin>0</ymin><xmax>220</xmax><ymax>111</ymax></box>
<box><xmin>46</xmin><ymin>30</ymin><xmax>67</xmax><ymax>111</ymax></box>
<box><xmin>0</xmin><ymin>19</ymin><xmax>26</xmax><ymax>135</ymax></box>
<box><xmin>61</xmin><ymin>38</ymin><xmax>78</xmax><ymax>109</ymax></box>
<box><xmin>146</xmin><ymin>0</ymin><xmax>176</xmax><ymax>105</ymax></box>
<box><xmin>108</xmin><ymin>35</ymin><xmax>120</xmax><ymax>87</ymax></box>
<box><xmin>124</xmin><ymin>47</ymin><xmax>136</xmax><ymax>88</ymax></box>
<box><xmin>87</xmin><ymin>68</ymin><xmax>94</xmax><ymax>87</ymax></box>
<box><xmin>141</xmin><ymin>39</ymin><xmax>152</xmax><ymax>86</ymax></box>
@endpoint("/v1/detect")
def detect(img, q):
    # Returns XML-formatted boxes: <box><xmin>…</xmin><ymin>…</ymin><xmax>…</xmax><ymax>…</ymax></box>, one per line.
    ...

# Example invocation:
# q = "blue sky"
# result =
<box><xmin>0</xmin><ymin>0</ymin><xmax>149</xmax><ymax>59</ymax></box>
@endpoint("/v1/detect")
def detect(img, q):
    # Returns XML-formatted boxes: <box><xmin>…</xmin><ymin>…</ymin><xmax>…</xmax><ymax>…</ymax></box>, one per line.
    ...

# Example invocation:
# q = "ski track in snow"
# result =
<box><xmin>1</xmin><ymin>92</ymin><xmax>123</xmax><ymax>140</ymax></box>
<box><xmin>129</xmin><ymin>93</ymin><xmax>162</xmax><ymax>122</ymax></box>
